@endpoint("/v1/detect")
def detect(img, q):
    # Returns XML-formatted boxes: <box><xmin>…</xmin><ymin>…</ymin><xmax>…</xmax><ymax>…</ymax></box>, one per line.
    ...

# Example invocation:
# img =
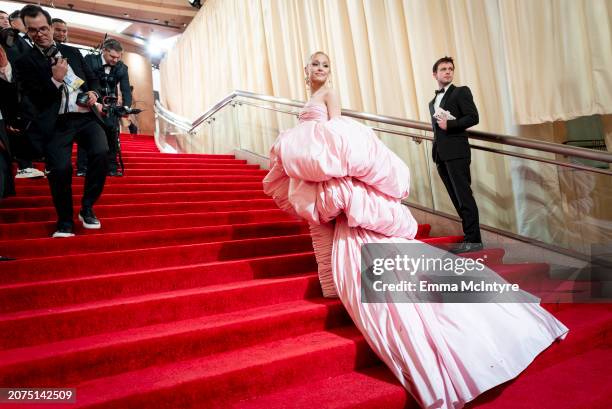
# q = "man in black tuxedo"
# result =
<box><xmin>7</xmin><ymin>11</ymin><xmax>33</xmax><ymax>60</ymax></box>
<box><xmin>77</xmin><ymin>39</ymin><xmax>132</xmax><ymax>177</ymax></box>
<box><xmin>15</xmin><ymin>5</ymin><xmax>108</xmax><ymax>237</ymax></box>
<box><xmin>429</xmin><ymin>56</ymin><xmax>482</xmax><ymax>253</ymax></box>
<box><xmin>0</xmin><ymin>45</ymin><xmax>15</xmax><ymax>199</ymax></box>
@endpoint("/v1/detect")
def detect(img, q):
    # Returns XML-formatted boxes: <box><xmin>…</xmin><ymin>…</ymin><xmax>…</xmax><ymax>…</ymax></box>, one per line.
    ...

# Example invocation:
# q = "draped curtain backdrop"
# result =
<box><xmin>160</xmin><ymin>0</ymin><xmax>612</xmax><ymax>130</ymax></box>
<box><xmin>159</xmin><ymin>0</ymin><xmax>612</xmax><ymax>252</ymax></box>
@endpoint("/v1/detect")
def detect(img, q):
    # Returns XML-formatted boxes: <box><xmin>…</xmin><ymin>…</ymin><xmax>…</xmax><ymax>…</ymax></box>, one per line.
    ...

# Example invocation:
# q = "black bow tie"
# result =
<box><xmin>435</xmin><ymin>88</ymin><xmax>445</xmax><ymax>95</ymax></box>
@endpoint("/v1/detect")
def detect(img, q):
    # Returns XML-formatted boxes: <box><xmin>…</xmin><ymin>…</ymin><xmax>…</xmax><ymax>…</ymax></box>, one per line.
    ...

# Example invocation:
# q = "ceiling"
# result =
<box><xmin>3</xmin><ymin>0</ymin><xmax>200</xmax><ymax>54</ymax></box>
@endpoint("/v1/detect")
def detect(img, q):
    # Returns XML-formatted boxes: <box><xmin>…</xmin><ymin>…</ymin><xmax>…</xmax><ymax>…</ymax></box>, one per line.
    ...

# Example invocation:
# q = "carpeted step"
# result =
<box><xmin>0</xmin><ymin>221</ymin><xmax>311</xmax><ymax>259</ymax></box>
<box><xmin>0</xmin><ymin>273</ymin><xmax>324</xmax><ymax>349</ymax></box>
<box><xmin>107</xmin><ymin>168</ymin><xmax>266</xmax><ymax>177</ymax></box>
<box><xmin>0</xmin><ymin>209</ymin><xmax>298</xmax><ymax>240</ymax></box>
<box><xmin>0</xmin><ymin>190</ymin><xmax>269</xmax><ymax>208</ymax></box>
<box><xmin>0</xmin><ymin>252</ymin><xmax>318</xmax><ymax>313</ymax></box>
<box><xmin>14</xmin><ymin>182</ymin><xmax>265</xmax><ymax>196</ymax></box>
<box><xmin>231</xmin><ymin>304</ymin><xmax>612</xmax><ymax>409</ymax></box>
<box><xmin>98</xmin><ymin>175</ymin><xmax>263</xmax><ymax>184</ymax></box>
<box><xmin>0</xmin><ymin>298</ymin><xmax>351</xmax><ymax>387</ymax></box>
<box><xmin>115</xmin><ymin>162</ymin><xmax>260</xmax><ymax>169</ymax></box>
<box><xmin>467</xmin><ymin>348</ymin><xmax>612</xmax><ymax>409</ymax></box>
<box><xmin>119</xmin><ymin>157</ymin><xmax>249</xmax><ymax>164</ymax></box>
<box><xmin>0</xmin><ymin>198</ymin><xmax>277</xmax><ymax>222</ymax></box>
<box><xmin>0</xmin><ymin>222</ymin><xmax>434</xmax><ymax>258</ymax></box>
<box><xmin>116</xmin><ymin>153</ymin><xmax>236</xmax><ymax>159</ymax></box>
<box><xmin>0</xmin><ymin>234</ymin><xmax>316</xmax><ymax>284</ymax></box>
<box><xmin>15</xmin><ymin>327</ymin><xmax>379</xmax><ymax>409</ymax></box>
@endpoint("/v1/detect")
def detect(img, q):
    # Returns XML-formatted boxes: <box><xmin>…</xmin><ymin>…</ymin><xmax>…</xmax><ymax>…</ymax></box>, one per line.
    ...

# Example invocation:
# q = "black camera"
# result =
<box><xmin>41</xmin><ymin>45</ymin><xmax>60</xmax><ymax>65</ymax></box>
<box><xmin>76</xmin><ymin>92</ymin><xmax>90</xmax><ymax>108</ymax></box>
<box><xmin>100</xmin><ymin>96</ymin><xmax>142</xmax><ymax>116</ymax></box>
<box><xmin>0</xmin><ymin>28</ymin><xmax>18</xmax><ymax>48</ymax></box>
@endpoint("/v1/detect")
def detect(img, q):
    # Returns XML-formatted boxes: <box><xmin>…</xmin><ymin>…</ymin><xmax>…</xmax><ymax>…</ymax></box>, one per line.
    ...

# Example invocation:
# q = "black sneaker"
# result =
<box><xmin>52</xmin><ymin>225</ymin><xmax>75</xmax><ymax>238</ymax></box>
<box><xmin>450</xmin><ymin>242</ymin><xmax>484</xmax><ymax>254</ymax></box>
<box><xmin>108</xmin><ymin>170</ymin><xmax>123</xmax><ymax>177</ymax></box>
<box><xmin>79</xmin><ymin>208</ymin><xmax>101</xmax><ymax>229</ymax></box>
<box><xmin>76</xmin><ymin>170</ymin><xmax>86</xmax><ymax>177</ymax></box>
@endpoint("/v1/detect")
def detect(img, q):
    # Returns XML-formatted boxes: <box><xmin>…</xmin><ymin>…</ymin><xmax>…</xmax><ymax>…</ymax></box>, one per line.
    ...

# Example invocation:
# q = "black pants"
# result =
<box><xmin>7</xmin><ymin>129</ymin><xmax>34</xmax><ymax>169</ymax></box>
<box><xmin>77</xmin><ymin>115</ymin><xmax>119</xmax><ymax>172</ymax></box>
<box><xmin>0</xmin><ymin>121</ymin><xmax>15</xmax><ymax>198</ymax></box>
<box><xmin>436</xmin><ymin>157</ymin><xmax>481</xmax><ymax>243</ymax></box>
<box><xmin>46</xmin><ymin>113</ymin><xmax>108</xmax><ymax>229</ymax></box>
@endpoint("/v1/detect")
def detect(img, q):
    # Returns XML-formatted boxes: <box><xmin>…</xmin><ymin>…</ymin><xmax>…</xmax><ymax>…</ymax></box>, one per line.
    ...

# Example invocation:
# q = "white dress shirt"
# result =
<box><xmin>101</xmin><ymin>54</ymin><xmax>111</xmax><ymax>74</ymax></box>
<box><xmin>46</xmin><ymin>47</ymin><xmax>89</xmax><ymax>114</ymax></box>
<box><xmin>433</xmin><ymin>83</ymin><xmax>452</xmax><ymax>112</ymax></box>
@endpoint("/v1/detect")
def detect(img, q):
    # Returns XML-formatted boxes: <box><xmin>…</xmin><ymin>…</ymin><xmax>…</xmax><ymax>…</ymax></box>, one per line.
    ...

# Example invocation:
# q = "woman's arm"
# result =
<box><xmin>324</xmin><ymin>88</ymin><xmax>341</xmax><ymax>119</ymax></box>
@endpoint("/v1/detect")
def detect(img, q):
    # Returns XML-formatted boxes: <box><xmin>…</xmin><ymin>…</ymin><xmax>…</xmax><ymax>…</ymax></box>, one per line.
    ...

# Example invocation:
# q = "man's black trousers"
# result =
<box><xmin>436</xmin><ymin>157</ymin><xmax>482</xmax><ymax>243</ymax></box>
<box><xmin>46</xmin><ymin>113</ymin><xmax>108</xmax><ymax>229</ymax></box>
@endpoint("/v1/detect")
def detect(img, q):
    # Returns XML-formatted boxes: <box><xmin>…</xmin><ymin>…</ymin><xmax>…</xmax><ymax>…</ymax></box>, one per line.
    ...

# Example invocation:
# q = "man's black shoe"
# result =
<box><xmin>52</xmin><ymin>225</ymin><xmax>75</xmax><ymax>238</ymax></box>
<box><xmin>0</xmin><ymin>256</ymin><xmax>16</xmax><ymax>261</ymax></box>
<box><xmin>108</xmin><ymin>170</ymin><xmax>123</xmax><ymax>177</ymax></box>
<box><xmin>76</xmin><ymin>170</ymin><xmax>86</xmax><ymax>177</ymax></box>
<box><xmin>79</xmin><ymin>208</ymin><xmax>101</xmax><ymax>229</ymax></box>
<box><xmin>450</xmin><ymin>242</ymin><xmax>484</xmax><ymax>254</ymax></box>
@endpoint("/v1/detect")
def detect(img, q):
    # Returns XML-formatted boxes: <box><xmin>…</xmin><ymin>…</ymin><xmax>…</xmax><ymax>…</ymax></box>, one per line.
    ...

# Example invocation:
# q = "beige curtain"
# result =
<box><xmin>500</xmin><ymin>0</ymin><xmax>612</xmax><ymax>124</ymax></box>
<box><xmin>159</xmin><ymin>0</ymin><xmax>611</xmax><ymax>252</ymax></box>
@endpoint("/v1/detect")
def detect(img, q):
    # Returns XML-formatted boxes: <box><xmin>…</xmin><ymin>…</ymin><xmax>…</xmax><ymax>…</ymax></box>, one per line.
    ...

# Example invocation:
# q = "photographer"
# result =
<box><xmin>78</xmin><ymin>38</ymin><xmax>132</xmax><ymax>177</ymax></box>
<box><xmin>1</xmin><ymin>10</ymin><xmax>43</xmax><ymax>179</ymax></box>
<box><xmin>15</xmin><ymin>5</ymin><xmax>108</xmax><ymax>238</ymax></box>
<box><xmin>0</xmin><ymin>45</ymin><xmax>15</xmax><ymax>199</ymax></box>
<box><xmin>0</xmin><ymin>11</ymin><xmax>8</xmax><ymax>29</ymax></box>
<box><xmin>51</xmin><ymin>18</ymin><xmax>68</xmax><ymax>44</ymax></box>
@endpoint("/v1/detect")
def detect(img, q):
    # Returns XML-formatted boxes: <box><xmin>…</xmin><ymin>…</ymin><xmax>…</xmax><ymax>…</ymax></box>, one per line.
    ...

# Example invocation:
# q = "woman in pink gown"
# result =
<box><xmin>262</xmin><ymin>51</ymin><xmax>568</xmax><ymax>409</ymax></box>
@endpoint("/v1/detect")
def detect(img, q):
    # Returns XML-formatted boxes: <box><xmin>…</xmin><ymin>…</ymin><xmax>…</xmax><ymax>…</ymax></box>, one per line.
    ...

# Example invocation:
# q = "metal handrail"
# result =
<box><xmin>160</xmin><ymin>90</ymin><xmax>612</xmax><ymax>165</ymax></box>
<box><xmin>154</xmin><ymin>101</ymin><xmax>192</xmax><ymax>131</ymax></box>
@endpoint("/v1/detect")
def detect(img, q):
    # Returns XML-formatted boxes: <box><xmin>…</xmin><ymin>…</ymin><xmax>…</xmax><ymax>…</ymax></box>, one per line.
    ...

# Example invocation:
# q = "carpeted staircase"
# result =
<box><xmin>0</xmin><ymin>135</ymin><xmax>610</xmax><ymax>408</ymax></box>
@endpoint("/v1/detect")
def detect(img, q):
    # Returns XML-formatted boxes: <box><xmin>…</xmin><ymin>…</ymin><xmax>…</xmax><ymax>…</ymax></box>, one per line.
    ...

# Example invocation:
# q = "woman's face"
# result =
<box><xmin>306</xmin><ymin>53</ymin><xmax>330</xmax><ymax>86</ymax></box>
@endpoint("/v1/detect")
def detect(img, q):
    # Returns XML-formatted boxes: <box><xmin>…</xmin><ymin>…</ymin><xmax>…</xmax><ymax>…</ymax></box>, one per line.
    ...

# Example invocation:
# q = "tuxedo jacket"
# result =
<box><xmin>428</xmin><ymin>84</ymin><xmax>479</xmax><ymax>163</ymax></box>
<box><xmin>84</xmin><ymin>54</ymin><xmax>132</xmax><ymax>108</ymax></box>
<box><xmin>14</xmin><ymin>43</ymin><xmax>101</xmax><ymax>147</ymax></box>
<box><xmin>4</xmin><ymin>32</ymin><xmax>32</xmax><ymax>64</ymax></box>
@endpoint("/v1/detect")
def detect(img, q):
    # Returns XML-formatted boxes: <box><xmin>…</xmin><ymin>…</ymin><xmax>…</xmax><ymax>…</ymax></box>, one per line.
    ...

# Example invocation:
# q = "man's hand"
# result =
<box><xmin>0</xmin><ymin>47</ymin><xmax>8</xmax><ymax>68</ymax></box>
<box><xmin>86</xmin><ymin>91</ymin><xmax>98</xmax><ymax>107</ymax></box>
<box><xmin>6</xmin><ymin>125</ymin><xmax>20</xmax><ymax>134</ymax></box>
<box><xmin>51</xmin><ymin>57</ymin><xmax>69</xmax><ymax>82</ymax></box>
<box><xmin>437</xmin><ymin>117</ymin><xmax>448</xmax><ymax>130</ymax></box>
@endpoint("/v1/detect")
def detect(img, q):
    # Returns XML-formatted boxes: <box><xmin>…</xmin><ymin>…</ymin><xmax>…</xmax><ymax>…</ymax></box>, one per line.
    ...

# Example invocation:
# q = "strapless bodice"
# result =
<box><xmin>298</xmin><ymin>101</ymin><xmax>329</xmax><ymax>123</ymax></box>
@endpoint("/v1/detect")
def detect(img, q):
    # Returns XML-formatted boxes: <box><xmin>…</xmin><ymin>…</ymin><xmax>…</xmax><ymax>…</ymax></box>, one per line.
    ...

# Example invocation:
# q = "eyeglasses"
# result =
<box><xmin>27</xmin><ymin>26</ymin><xmax>50</xmax><ymax>36</ymax></box>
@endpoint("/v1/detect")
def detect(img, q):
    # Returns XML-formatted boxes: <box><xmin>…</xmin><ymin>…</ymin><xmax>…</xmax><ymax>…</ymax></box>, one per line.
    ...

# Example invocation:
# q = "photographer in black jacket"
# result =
<box><xmin>77</xmin><ymin>38</ymin><xmax>132</xmax><ymax>177</ymax></box>
<box><xmin>15</xmin><ymin>5</ymin><xmax>108</xmax><ymax>237</ymax></box>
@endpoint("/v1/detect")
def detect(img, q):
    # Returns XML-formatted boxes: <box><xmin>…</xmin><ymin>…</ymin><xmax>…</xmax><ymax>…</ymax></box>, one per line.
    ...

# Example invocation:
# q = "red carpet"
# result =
<box><xmin>0</xmin><ymin>135</ymin><xmax>610</xmax><ymax>408</ymax></box>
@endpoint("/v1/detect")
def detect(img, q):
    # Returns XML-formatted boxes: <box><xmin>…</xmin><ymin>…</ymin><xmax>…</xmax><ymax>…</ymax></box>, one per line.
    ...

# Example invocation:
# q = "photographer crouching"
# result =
<box><xmin>77</xmin><ymin>38</ymin><xmax>132</xmax><ymax>177</ymax></box>
<box><xmin>15</xmin><ymin>5</ymin><xmax>108</xmax><ymax>238</ymax></box>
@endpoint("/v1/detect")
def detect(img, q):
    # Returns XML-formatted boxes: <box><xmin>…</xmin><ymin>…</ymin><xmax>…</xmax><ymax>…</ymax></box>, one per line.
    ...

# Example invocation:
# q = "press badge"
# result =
<box><xmin>64</xmin><ymin>67</ymin><xmax>84</xmax><ymax>92</ymax></box>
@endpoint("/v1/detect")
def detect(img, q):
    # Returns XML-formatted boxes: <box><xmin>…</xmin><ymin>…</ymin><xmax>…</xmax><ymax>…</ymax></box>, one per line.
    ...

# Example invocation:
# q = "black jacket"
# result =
<box><xmin>84</xmin><ymin>54</ymin><xmax>132</xmax><ymax>107</ymax></box>
<box><xmin>14</xmin><ymin>43</ymin><xmax>101</xmax><ymax>148</ymax></box>
<box><xmin>429</xmin><ymin>84</ymin><xmax>479</xmax><ymax>163</ymax></box>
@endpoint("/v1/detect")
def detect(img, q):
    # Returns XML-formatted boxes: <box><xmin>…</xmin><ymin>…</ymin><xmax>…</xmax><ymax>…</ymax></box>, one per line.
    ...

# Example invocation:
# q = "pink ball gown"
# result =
<box><xmin>262</xmin><ymin>99</ymin><xmax>568</xmax><ymax>409</ymax></box>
